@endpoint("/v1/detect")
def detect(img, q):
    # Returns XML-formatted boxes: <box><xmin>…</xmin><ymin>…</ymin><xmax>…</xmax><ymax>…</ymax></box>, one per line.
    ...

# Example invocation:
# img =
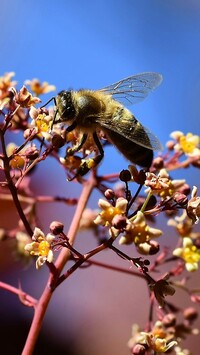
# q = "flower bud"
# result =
<box><xmin>183</xmin><ymin>307</ymin><xmax>198</xmax><ymax>321</ymax></box>
<box><xmin>132</xmin><ymin>343</ymin><xmax>147</xmax><ymax>355</ymax></box>
<box><xmin>49</xmin><ymin>221</ymin><xmax>64</xmax><ymax>235</ymax></box>
<box><xmin>149</xmin><ymin>241</ymin><xmax>160</xmax><ymax>255</ymax></box>
<box><xmin>52</xmin><ymin>134</ymin><xmax>65</xmax><ymax>149</ymax></box>
<box><xmin>25</xmin><ymin>146</ymin><xmax>39</xmax><ymax>160</ymax></box>
<box><xmin>162</xmin><ymin>313</ymin><xmax>176</xmax><ymax>327</ymax></box>
<box><xmin>119</xmin><ymin>169</ymin><xmax>131</xmax><ymax>182</ymax></box>
<box><xmin>152</xmin><ymin>156</ymin><xmax>164</xmax><ymax>169</ymax></box>
<box><xmin>178</xmin><ymin>183</ymin><xmax>191</xmax><ymax>196</ymax></box>
<box><xmin>112</xmin><ymin>215</ymin><xmax>127</xmax><ymax>229</ymax></box>
<box><xmin>173</xmin><ymin>192</ymin><xmax>188</xmax><ymax>206</ymax></box>
<box><xmin>104</xmin><ymin>189</ymin><xmax>115</xmax><ymax>200</ymax></box>
<box><xmin>166</xmin><ymin>140</ymin><xmax>175</xmax><ymax>150</ymax></box>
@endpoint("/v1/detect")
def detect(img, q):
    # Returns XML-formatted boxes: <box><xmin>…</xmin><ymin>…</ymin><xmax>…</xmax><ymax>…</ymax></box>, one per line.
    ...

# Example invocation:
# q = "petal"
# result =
<box><xmin>115</xmin><ymin>198</ymin><xmax>128</xmax><ymax>212</ymax></box>
<box><xmin>46</xmin><ymin>233</ymin><xmax>56</xmax><ymax>243</ymax></box>
<box><xmin>36</xmin><ymin>256</ymin><xmax>46</xmax><ymax>269</ymax></box>
<box><xmin>183</xmin><ymin>237</ymin><xmax>193</xmax><ymax>248</ymax></box>
<box><xmin>98</xmin><ymin>199</ymin><xmax>111</xmax><ymax>210</ymax></box>
<box><xmin>33</xmin><ymin>227</ymin><xmax>45</xmax><ymax>240</ymax></box>
<box><xmin>186</xmin><ymin>262</ymin><xmax>198</xmax><ymax>272</ymax></box>
<box><xmin>47</xmin><ymin>250</ymin><xmax>54</xmax><ymax>263</ymax></box>
<box><xmin>173</xmin><ymin>248</ymin><xmax>183</xmax><ymax>257</ymax></box>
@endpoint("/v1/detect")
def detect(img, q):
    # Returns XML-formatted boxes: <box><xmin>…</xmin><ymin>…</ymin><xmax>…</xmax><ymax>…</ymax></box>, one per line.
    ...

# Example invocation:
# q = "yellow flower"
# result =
<box><xmin>119</xmin><ymin>211</ymin><xmax>162</xmax><ymax>246</ymax></box>
<box><xmin>171</xmin><ymin>131</ymin><xmax>200</xmax><ymax>157</ymax></box>
<box><xmin>168</xmin><ymin>210</ymin><xmax>193</xmax><ymax>237</ymax></box>
<box><xmin>142</xmin><ymin>332</ymin><xmax>177</xmax><ymax>352</ymax></box>
<box><xmin>29</xmin><ymin>106</ymin><xmax>53</xmax><ymax>139</ymax></box>
<box><xmin>25</xmin><ymin>78</ymin><xmax>56</xmax><ymax>96</ymax></box>
<box><xmin>6</xmin><ymin>142</ymin><xmax>25</xmax><ymax>169</ymax></box>
<box><xmin>94</xmin><ymin>197</ymin><xmax>128</xmax><ymax>227</ymax></box>
<box><xmin>24</xmin><ymin>227</ymin><xmax>55</xmax><ymax>269</ymax></box>
<box><xmin>173</xmin><ymin>237</ymin><xmax>200</xmax><ymax>271</ymax></box>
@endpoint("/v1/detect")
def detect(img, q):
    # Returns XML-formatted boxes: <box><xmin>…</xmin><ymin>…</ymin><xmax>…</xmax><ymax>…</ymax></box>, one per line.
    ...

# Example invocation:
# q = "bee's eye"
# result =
<box><xmin>57</xmin><ymin>90</ymin><xmax>76</xmax><ymax>119</ymax></box>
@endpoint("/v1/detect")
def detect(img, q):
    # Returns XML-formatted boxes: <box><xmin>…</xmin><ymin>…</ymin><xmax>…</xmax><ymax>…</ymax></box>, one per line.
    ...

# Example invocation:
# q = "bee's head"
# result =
<box><xmin>56</xmin><ymin>90</ymin><xmax>76</xmax><ymax>121</ymax></box>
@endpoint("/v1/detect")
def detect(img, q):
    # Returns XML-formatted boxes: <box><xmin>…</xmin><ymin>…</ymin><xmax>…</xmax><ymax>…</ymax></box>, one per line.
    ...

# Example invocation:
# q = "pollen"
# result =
<box><xmin>101</xmin><ymin>207</ymin><xmax>122</xmax><ymax>224</ymax></box>
<box><xmin>36</xmin><ymin>114</ymin><xmax>49</xmax><ymax>132</ymax></box>
<box><xmin>38</xmin><ymin>240</ymin><xmax>50</xmax><ymax>256</ymax></box>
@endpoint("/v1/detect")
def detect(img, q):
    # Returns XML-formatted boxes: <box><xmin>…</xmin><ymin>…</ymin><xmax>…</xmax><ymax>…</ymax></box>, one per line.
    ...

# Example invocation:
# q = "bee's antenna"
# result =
<box><xmin>40</xmin><ymin>96</ymin><xmax>59</xmax><ymax>130</ymax></box>
<box><xmin>40</xmin><ymin>96</ymin><xmax>56</xmax><ymax>109</ymax></box>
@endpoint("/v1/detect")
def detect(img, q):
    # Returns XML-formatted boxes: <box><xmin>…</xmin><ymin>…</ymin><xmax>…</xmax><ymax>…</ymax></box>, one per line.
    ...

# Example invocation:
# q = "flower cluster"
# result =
<box><xmin>1</xmin><ymin>72</ymin><xmax>200</xmax><ymax>355</ymax></box>
<box><xmin>128</xmin><ymin>307</ymin><xmax>199</xmax><ymax>355</ymax></box>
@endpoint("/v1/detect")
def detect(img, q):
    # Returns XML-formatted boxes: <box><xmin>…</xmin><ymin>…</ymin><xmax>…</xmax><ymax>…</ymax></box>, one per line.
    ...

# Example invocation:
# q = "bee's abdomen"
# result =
<box><xmin>105</xmin><ymin>129</ymin><xmax>153</xmax><ymax>168</ymax></box>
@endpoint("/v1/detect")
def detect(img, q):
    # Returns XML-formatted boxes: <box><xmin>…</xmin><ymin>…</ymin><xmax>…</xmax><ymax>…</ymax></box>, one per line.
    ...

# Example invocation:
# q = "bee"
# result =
<box><xmin>52</xmin><ymin>72</ymin><xmax>162</xmax><ymax>179</ymax></box>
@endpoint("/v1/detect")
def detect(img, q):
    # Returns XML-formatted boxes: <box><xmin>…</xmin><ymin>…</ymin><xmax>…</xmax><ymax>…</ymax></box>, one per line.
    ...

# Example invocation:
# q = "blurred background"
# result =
<box><xmin>0</xmin><ymin>0</ymin><xmax>200</xmax><ymax>354</ymax></box>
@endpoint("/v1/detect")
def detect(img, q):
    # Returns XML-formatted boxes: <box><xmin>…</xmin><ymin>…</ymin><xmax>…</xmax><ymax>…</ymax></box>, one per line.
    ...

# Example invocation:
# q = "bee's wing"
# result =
<box><xmin>97</xmin><ymin>114</ymin><xmax>162</xmax><ymax>151</ymax></box>
<box><xmin>100</xmin><ymin>72</ymin><xmax>162</xmax><ymax>106</ymax></box>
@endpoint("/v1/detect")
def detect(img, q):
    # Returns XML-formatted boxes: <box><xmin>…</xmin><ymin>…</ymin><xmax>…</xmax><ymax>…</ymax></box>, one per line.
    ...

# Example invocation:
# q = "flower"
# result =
<box><xmin>127</xmin><ymin>324</ymin><xmax>147</xmax><ymax>350</ymax></box>
<box><xmin>187</xmin><ymin>186</ymin><xmax>200</xmax><ymax>224</ymax></box>
<box><xmin>150</xmin><ymin>274</ymin><xmax>175</xmax><ymax>307</ymax></box>
<box><xmin>79</xmin><ymin>208</ymin><xmax>99</xmax><ymax>230</ymax></box>
<box><xmin>145</xmin><ymin>169</ymin><xmax>185</xmax><ymax>199</ymax></box>
<box><xmin>25</xmin><ymin>78</ymin><xmax>56</xmax><ymax>96</ymax></box>
<box><xmin>15</xmin><ymin>86</ymin><xmax>41</xmax><ymax>107</ymax></box>
<box><xmin>168</xmin><ymin>210</ymin><xmax>193</xmax><ymax>237</ymax></box>
<box><xmin>0</xmin><ymin>72</ymin><xmax>17</xmax><ymax>98</ymax></box>
<box><xmin>174</xmin><ymin>346</ymin><xmax>192</xmax><ymax>355</ymax></box>
<box><xmin>24</xmin><ymin>227</ymin><xmax>55</xmax><ymax>269</ymax></box>
<box><xmin>29</xmin><ymin>106</ymin><xmax>53</xmax><ymax>139</ymax></box>
<box><xmin>119</xmin><ymin>211</ymin><xmax>162</xmax><ymax>247</ymax></box>
<box><xmin>171</xmin><ymin>131</ymin><xmax>200</xmax><ymax>157</ymax></box>
<box><xmin>173</xmin><ymin>237</ymin><xmax>200</xmax><ymax>272</ymax></box>
<box><xmin>94</xmin><ymin>197</ymin><xmax>128</xmax><ymax>227</ymax></box>
<box><xmin>142</xmin><ymin>332</ymin><xmax>177</xmax><ymax>352</ymax></box>
<box><xmin>6</xmin><ymin>142</ymin><xmax>26</xmax><ymax>169</ymax></box>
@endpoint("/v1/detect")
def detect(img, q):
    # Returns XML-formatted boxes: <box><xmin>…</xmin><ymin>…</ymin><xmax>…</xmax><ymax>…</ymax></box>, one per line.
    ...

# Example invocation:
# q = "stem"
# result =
<box><xmin>0</xmin><ymin>130</ymin><xmax>33</xmax><ymax>236</ymax></box>
<box><xmin>21</xmin><ymin>287</ymin><xmax>53</xmax><ymax>355</ymax></box>
<box><xmin>54</xmin><ymin>175</ymin><xmax>96</xmax><ymax>275</ymax></box>
<box><xmin>21</xmin><ymin>174</ymin><xmax>96</xmax><ymax>354</ymax></box>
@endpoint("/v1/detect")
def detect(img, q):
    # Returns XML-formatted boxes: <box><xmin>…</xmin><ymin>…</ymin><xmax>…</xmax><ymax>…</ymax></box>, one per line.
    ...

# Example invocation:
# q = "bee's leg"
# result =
<box><xmin>67</xmin><ymin>133</ymin><xmax>88</xmax><ymax>155</ymax></box>
<box><xmin>92</xmin><ymin>131</ymin><xmax>104</xmax><ymax>164</ymax></box>
<box><xmin>68</xmin><ymin>132</ymin><xmax>104</xmax><ymax>180</ymax></box>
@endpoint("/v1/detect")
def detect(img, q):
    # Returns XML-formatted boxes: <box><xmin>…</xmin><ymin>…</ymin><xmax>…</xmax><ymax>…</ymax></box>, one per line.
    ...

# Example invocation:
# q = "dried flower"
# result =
<box><xmin>187</xmin><ymin>186</ymin><xmax>200</xmax><ymax>224</ymax></box>
<box><xmin>145</xmin><ymin>169</ymin><xmax>185</xmax><ymax>198</ymax></box>
<box><xmin>150</xmin><ymin>274</ymin><xmax>176</xmax><ymax>307</ymax></box>
<box><xmin>15</xmin><ymin>86</ymin><xmax>41</xmax><ymax>107</ymax></box>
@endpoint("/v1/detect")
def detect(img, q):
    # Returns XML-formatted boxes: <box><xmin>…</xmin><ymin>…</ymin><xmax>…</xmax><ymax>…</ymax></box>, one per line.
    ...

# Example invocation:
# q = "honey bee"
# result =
<box><xmin>53</xmin><ymin>72</ymin><xmax>162</xmax><ymax>179</ymax></box>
